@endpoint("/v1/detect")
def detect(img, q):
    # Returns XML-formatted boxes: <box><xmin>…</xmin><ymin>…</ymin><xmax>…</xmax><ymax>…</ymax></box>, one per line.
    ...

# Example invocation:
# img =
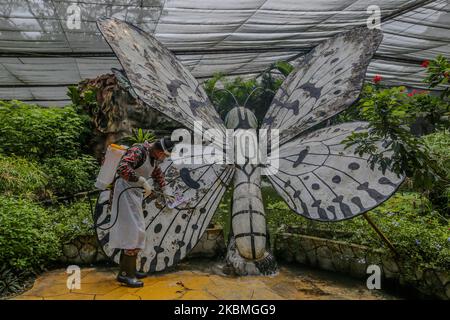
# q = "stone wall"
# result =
<box><xmin>274</xmin><ymin>232</ymin><xmax>449</xmax><ymax>300</ymax></box>
<box><xmin>60</xmin><ymin>235</ymin><xmax>108</xmax><ymax>265</ymax></box>
<box><xmin>59</xmin><ymin>225</ymin><xmax>226</xmax><ymax>265</ymax></box>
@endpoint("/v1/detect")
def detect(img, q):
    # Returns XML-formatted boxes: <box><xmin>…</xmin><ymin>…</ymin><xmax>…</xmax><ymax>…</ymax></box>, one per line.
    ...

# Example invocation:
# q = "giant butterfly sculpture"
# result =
<box><xmin>93</xmin><ymin>18</ymin><xmax>403</xmax><ymax>276</ymax></box>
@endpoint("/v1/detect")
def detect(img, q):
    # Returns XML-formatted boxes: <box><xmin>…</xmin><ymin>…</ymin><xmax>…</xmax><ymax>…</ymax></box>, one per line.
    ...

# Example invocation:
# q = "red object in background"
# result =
<box><xmin>421</xmin><ymin>60</ymin><xmax>430</xmax><ymax>68</ymax></box>
<box><xmin>407</xmin><ymin>89</ymin><xmax>429</xmax><ymax>97</ymax></box>
<box><xmin>408</xmin><ymin>89</ymin><xmax>417</xmax><ymax>97</ymax></box>
<box><xmin>373</xmin><ymin>74</ymin><xmax>382</xmax><ymax>84</ymax></box>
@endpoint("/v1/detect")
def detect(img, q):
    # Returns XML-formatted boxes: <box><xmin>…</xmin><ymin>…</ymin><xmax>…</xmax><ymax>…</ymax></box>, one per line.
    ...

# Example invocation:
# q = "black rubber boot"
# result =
<box><xmin>117</xmin><ymin>251</ymin><xmax>144</xmax><ymax>288</ymax></box>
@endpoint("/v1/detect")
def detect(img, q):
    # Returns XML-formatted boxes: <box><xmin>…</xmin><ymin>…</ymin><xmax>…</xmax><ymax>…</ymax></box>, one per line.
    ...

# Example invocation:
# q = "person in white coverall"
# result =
<box><xmin>110</xmin><ymin>137</ymin><xmax>174</xmax><ymax>287</ymax></box>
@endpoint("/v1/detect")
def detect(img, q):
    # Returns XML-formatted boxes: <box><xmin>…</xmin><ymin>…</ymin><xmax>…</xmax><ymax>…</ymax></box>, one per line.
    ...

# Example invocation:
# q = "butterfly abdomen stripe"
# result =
<box><xmin>231</xmin><ymin>164</ymin><xmax>267</xmax><ymax>260</ymax></box>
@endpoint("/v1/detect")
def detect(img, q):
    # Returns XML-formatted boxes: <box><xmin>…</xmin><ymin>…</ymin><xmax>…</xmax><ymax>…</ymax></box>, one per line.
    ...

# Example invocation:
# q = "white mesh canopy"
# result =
<box><xmin>0</xmin><ymin>0</ymin><xmax>449</xmax><ymax>105</ymax></box>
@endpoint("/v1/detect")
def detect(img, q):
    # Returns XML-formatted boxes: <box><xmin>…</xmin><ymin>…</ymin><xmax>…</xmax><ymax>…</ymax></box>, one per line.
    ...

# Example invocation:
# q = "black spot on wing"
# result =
<box><xmin>378</xmin><ymin>177</ymin><xmax>396</xmax><ymax>187</ymax></box>
<box><xmin>164</xmin><ymin>256</ymin><xmax>170</xmax><ymax>267</ymax></box>
<box><xmin>333</xmin><ymin>195</ymin><xmax>353</xmax><ymax>218</ymax></box>
<box><xmin>166</xmin><ymin>79</ymin><xmax>185</xmax><ymax>97</ymax></box>
<box><xmin>351</xmin><ymin>196</ymin><xmax>366</xmax><ymax>211</ymax></box>
<box><xmin>357</xmin><ymin>182</ymin><xmax>385</xmax><ymax>202</ymax></box>
<box><xmin>154</xmin><ymin>246</ymin><xmax>164</xmax><ymax>253</ymax></box>
<box><xmin>173</xmin><ymin>249</ymin><xmax>181</xmax><ymax>265</ymax></box>
<box><xmin>262</xmin><ymin>116</ymin><xmax>275</xmax><ymax>126</ymax></box>
<box><xmin>312</xmin><ymin>200</ymin><xmax>328</xmax><ymax>220</ymax></box>
<box><xmin>154</xmin><ymin>223</ymin><xmax>162</xmax><ymax>233</ymax></box>
<box><xmin>293</xmin><ymin>148</ymin><xmax>309</xmax><ymax>168</ymax></box>
<box><xmin>282</xmin><ymin>100</ymin><xmax>300</xmax><ymax>115</ymax></box>
<box><xmin>180</xmin><ymin>168</ymin><xmax>200</xmax><ymax>189</ymax></box>
<box><xmin>348</xmin><ymin>162</ymin><xmax>360</xmax><ymax>170</ymax></box>
<box><xmin>332</xmin><ymin>175</ymin><xmax>341</xmax><ymax>183</ymax></box>
<box><xmin>300</xmin><ymin>82</ymin><xmax>323</xmax><ymax>100</ymax></box>
<box><xmin>189</xmin><ymin>98</ymin><xmax>203</xmax><ymax>116</ymax></box>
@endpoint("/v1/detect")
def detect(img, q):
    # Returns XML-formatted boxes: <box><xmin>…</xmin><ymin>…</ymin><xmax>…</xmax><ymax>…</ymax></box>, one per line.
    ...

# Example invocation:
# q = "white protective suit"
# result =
<box><xmin>109</xmin><ymin>152</ymin><xmax>155</xmax><ymax>250</ymax></box>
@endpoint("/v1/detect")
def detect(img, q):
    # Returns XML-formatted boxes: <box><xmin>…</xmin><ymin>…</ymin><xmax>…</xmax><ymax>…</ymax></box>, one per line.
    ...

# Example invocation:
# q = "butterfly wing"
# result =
<box><xmin>96</xmin><ymin>17</ymin><xmax>225</xmax><ymax>131</ymax></box>
<box><xmin>265</xmin><ymin>122</ymin><xmax>404</xmax><ymax>221</ymax></box>
<box><xmin>262</xmin><ymin>26</ymin><xmax>383</xmax><ymax>145</ymax></box>
<box><xmin>94</xmin><ymin>145</ymin><xmax>234</xmax><ymax>272</ymax></box>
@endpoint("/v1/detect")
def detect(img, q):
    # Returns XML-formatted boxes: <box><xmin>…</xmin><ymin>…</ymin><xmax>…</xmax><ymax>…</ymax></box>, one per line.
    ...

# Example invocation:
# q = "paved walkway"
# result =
<box><xmin>12</xmin><ymin>259</ymin><xmax>400</xmax><ymax>300</ymax></box>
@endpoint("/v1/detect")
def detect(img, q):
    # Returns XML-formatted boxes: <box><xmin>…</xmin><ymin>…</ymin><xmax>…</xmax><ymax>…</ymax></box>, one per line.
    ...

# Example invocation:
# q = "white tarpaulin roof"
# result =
<box><xmin>0</xmin><ymin>0</ymin><xmax>449</xmax><ymax>105</ymax></box>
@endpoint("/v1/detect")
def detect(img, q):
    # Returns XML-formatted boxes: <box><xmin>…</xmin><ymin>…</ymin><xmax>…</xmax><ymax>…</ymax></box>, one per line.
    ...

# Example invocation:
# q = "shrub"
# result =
<box><xmin>0</xmin><ymin>195</ymin><xmax>94</xmax><ymax>273</ymax></box>
<box><xmin>0</xmin><ymin>100</ymin><xmax>90</xmax><ymax>160</ymax></box>
<box><xmin>0</xmin><ymin>155</ymin><xmax>47</xmax><ymax>200</ymax></box>
<box><xmin>0</xmin><ymin>196</ymin><xmax>61</xmax><ymax>272</ymax></box>
<box><xmin>265</xmin><ymin>189</ymin><xmax>450</xmax><ymax>270</ymax></box>
<box><xmin>422</xmin><ymin>131</ymin><xmax>450</xmax><ymax>214</ymax></box>
<box><xmin>343</xmin><ymin>85</ymin><xmax>447</xmax><ymax>191</ymax></box>
<box><xmin>42</xmin><ymin>156</ymin><xmax>99</xmax><ymax>196</ymax></box>
<box><xmin>48</xmin><ymin>199</ymin><xmax>94</xmax><ymax>243</ymax></box>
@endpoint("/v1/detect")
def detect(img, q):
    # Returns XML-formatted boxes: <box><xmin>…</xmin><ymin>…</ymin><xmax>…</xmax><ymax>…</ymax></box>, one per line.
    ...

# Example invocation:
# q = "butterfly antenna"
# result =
<box><xmin>213</xmin><ymin>88</ymin><xmax>240</xmax><ymax>107</ymax></box>
<box><xmin>243</xmin><ymin>86</ymin><xmax>263</xmax><ymax>108</ymax></box>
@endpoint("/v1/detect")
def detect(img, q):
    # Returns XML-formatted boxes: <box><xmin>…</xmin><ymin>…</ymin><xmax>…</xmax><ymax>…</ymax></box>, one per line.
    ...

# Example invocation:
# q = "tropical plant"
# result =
<box><xmin>0</xmin><ymin>196</ymin><xmax>61</xmax><ymax>272</ymax></box>
<box><xmin>0</xmin><ymin>266</ymin><xmax>25</xmax><ymax>297</ymax></box>
<box><xmin>0</xmin><ymin>155</ymin><xmax>48</xmax><ymax>200</ymax></box>
<box><xmin>0</xmin><ymin>100</ymin><xmax>90</xmax><ymax>160</ymax></box>
<box><xmin>204</xmin><ymin>60</ymin><xmax>290</xmax><ymax>123</ymax></box>
<box><xmin>120</xmin><ymin>128</ymin><xmax>156</xmax><ymax>145</ymax></box>
<box><xmin>42</xmin><ymin>155</ymin><xmax>99</xmax><ymax>196</ymax></box>
<box><xmin>343</xmin><ymin>85</ymin><xmax>448</xmax><ymax>191</ymax></box>
<box><xmin>423</xmin><ymin>55</ymin><xmax>450</xmax><ymax>99</ymax></box>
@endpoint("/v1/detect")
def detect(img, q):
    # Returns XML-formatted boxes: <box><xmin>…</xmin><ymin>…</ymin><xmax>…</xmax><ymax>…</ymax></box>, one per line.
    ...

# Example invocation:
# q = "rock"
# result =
<box><xmin>317</xmin><ymin>256</ymin><xmax>335</xmax><ymax>272</ymax></box>
<box><xmin>349</xmin><ymin>259</ymin><xmax>367</xmax><ymax>278</ymax></box>
<box><xmin>294</xmin><ymin>249</ymin><xmax>307</xmax><ymax>264</ymax></box>
<box><xmin>332</xmin><ymin>255</ymin><xmax>350</xmax><ymax>273</ymax></box>
<box><xmin>62</xmin><ymin>243</ymin><xmax>79</xmax><ymax>259</ymax></box>
<box><xmin>80</xmin><ymin>244</ymin><xmax>97</xmax><ymax>264</ymax></box>
<box><xmin>339</xmin><ymin>243</ymin><xmax>354</xmax><ymax>259</ymax></box>
<box><xmin>316</xmin><ymin>245</ymin><xmax>331</xmax><ymax>259</ymax></box>
<box><xmin>381</xmin><ymin>256</ymin><xmax>399</xmax><ymax>274</ymax></box>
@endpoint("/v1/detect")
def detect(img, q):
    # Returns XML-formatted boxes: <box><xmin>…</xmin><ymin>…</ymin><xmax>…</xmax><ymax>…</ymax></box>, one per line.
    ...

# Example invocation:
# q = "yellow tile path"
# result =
<box><xmin>11</xmin><ymin>260</ymin><xmax>400</xmax><ymax>300</ymax></box>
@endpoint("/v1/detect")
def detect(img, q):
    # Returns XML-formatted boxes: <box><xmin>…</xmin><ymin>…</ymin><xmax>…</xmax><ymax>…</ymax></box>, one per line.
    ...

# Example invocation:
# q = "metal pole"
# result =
<box><xmin>363</xmin><ymin>213</ymin><xmax>399</xmax><ymax>257</ymax></box>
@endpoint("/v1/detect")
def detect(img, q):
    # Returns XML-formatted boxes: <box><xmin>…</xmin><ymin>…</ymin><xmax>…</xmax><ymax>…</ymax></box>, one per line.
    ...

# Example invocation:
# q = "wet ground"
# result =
<box><xmin>12</xmin><ymin>259</ymin><xmax>401</xmax><ymax>300</ymax></box>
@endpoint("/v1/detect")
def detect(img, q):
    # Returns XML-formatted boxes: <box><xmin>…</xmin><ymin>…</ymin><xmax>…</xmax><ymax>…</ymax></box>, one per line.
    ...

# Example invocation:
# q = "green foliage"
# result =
<box><xmin>203</xmin><ymin>61</ymin><xmax>289</xmax><ymax>123</ymax></box>
<box><xmin>272</xmin><ymin>61</ymin><xmax>294</xmax><ymax>77</ymax></box>
<box><xmin>48</xmin><ymin>200</ymin><xmax>94</xmax><ymax>242</ymax></box>
<box><xmin>0</xmin><ymin>196</ymin><xmax>61</xmax><ymax>272</ymax></box>
<box><xmin>42</xmin><ymin>156</ymin><xmax>99</xmax><ymax>196</ymax></box>
<box><xmin>67</xmin><ymin>85</ymin><xmax>98</xmax><ymax>112</ymax></box>
<box><xmin>0</xmin><ymin>265</ymin><xmax>23</xmax><ymax>296</ymax></box>
<box><xmin>0</xmin><ymin>100</ymin><xmax>89</xmax><ymax>160</ymax></box>
<box><xmin>204</xmin><ymin>75</ymin><xmax>259</xmax><ymax>119</ymax></box>
<box><xmin>423</xmin><ymin>55</ymin><xmax>450</xmax><ymax>98</ymax></box>
<box><xmin>0</xmin><ymin>99</ymin><xmax>99</xmax><ymax>199</ymax></box>
<box><xmin>0</xmin><ymin>155</ymin><xmax>48</xmax><ymax>200</ymax></box>
<box><xmin>120</xmin><ymin>128</ymin><xmax>156</xmax><ymax>145</ymax></box>
<box><xmin>212</xmin><ymin>187</ymin><xmax>232</xmax><ymax>241</ymax></box>
<box><xmin>263</xmin><ymin>189</ymin><xmax>450</xmax><ymax>270</ymax></box>
<box><xmin>422</xmin><ymin>131</ymin><xmax>450</xmax><ymax>214</ymax></box>
<box><xmin>409</xmin><ymin>93</ymin><xmax>449</xmax><ymax>134</ymax></box>
<box><xmin>343</xmin><ymin>85</ymin><xmax>448</xmax><ymax>191</ymax></box>
<box><xmin>0</xmin><ymin>98</ymin><xmax>99</xmax><ymax>297</ymax></box>
<box><xmin>212</xmin><ymin>186</ymin><xmax>450</xmax><ymax>270</ymax></box>
<box><xmin>0</xmin><ymin>195</ymin><xmax>93</xmax><ymax>274</ymax></box>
